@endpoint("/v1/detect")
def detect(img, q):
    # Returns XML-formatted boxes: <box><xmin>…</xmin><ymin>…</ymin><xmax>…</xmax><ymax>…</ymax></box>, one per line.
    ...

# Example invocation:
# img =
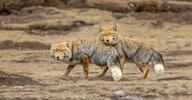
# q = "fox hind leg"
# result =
<box><xmin>135</xmin><ymin>63</ymin><xmax>143</xmax><ymax>73</ymax></box>
<box><xmin>135</xmin><ymin>63</ymin><xmax>149</xmax><ymax>80</ymax></box>
<box><xmin>64</xmin><ymin>64</ymin><xmax>76</xmax><ymax>78</ymax></box>
<box><xmin>97</xmin><ymin>66</ymin><xmax>108</xmax><ymax>77</ymax></box>
<box><xmin>119</xmin><ymin>56</ymin><xmax>126</xmax><ymax>73</ymax></box>
<box><xmin>141</xmin><ymin>64</ymin><xmax>149</xmax><ymax>79</ymax></box>
<box><xmin>97</xmin><ymin>56</ymin><xmax>126</xmax><ymax>78</ymax></box>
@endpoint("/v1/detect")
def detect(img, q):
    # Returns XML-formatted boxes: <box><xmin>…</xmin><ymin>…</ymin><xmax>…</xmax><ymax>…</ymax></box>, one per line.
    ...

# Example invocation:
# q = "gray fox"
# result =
<box><xmin>98</xmin><ymin>25</ymin><xmax>164</xmax><ymax>79</ymax></box>
<box><xmin>51</xmin><ymin>39</ymin><xmax>122</xmax><ymax>81</ymax></box>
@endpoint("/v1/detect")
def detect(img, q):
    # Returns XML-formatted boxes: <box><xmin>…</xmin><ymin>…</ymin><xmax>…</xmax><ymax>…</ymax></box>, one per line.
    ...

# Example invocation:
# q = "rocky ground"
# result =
<box><xmin>0</xmin><ymin>0</ymin><xmax>192</xmax><ymax>99</ymax></box>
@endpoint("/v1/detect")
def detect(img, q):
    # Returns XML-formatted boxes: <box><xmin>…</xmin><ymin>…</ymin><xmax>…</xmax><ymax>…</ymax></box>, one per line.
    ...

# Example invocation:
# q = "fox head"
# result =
<box><xmin>98</xmin><ymin>25</ymin><xmax>120</xmax><ymax>45</ymax></box>
<box><xmin>51</xmin><ymin>42</ymin><xmax>72</xmax><ymax>61</ymax></box>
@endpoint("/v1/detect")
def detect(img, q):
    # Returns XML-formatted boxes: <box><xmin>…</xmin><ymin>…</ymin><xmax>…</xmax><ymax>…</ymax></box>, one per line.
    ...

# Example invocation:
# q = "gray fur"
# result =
<box><xmin>98</xmin><ymin>33</ymin><xmax>164</xmax><ymax>70</ymax></box>
<box><xmin>63</xmin><ymin>40</ymin><xmax>123</xmax><ymax>81</ymax></box>
<box><xmin>147</xmin><ymin>50</ymin><xmax>164</xmax><ymax>68</ymax></box>
<box><xmin>121</xmin><ymin>41</ymin><xmax>140</xmax><ymax>58</ymax></box>
<box><xmin>133</xmin><ymin>48</ymin><xmax>153</xmax><ymax>64</ymax></box>
<box><xmin>122</xmin><ymin>40</ymin><xmax>163</xmax><ymax>67</ymax></box>
<box><xmin>72</xmin><ymin>40</ymin><xmax>120</xmax><ymax>67</ymax></box>
<box><xmin>51</xmin><ymin>40</ymin><xmax>123</xmax><ymax>81</ymax></box>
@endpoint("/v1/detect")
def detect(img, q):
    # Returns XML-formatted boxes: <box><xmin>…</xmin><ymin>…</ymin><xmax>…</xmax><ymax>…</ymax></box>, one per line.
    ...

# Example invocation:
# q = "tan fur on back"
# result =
<box><xmin>100</xmin><ymin>25</ymin><xmax>152</xmax><ymax>48</ymax></box>
<box><xmin>124</xmin><ymin>38</ymin><xmax>153</xmax><ymax>48</ymax></box>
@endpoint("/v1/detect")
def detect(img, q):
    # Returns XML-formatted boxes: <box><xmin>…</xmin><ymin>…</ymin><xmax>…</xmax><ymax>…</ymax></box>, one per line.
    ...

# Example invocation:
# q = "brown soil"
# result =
<box><xmin>0</xmin><ymin>40</ymin><xmax>50</xmax><ymax>50</ymax></box>
<box><xmin>0</xmin><ymin>2</ymin><xmax>192</xmax><ymax>100</ymax></box>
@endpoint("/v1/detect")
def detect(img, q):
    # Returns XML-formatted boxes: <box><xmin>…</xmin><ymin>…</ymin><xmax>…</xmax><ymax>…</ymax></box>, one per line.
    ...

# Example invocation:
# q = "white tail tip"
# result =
<box><xmin>154</xmin><ymin>64</ymin><xmax>164</xmax><ymax>74</ymax></box>
<box><xmin>109</xmin><ymin>66</ymin><xmax>122</xmax><ymax>81</ymax></box>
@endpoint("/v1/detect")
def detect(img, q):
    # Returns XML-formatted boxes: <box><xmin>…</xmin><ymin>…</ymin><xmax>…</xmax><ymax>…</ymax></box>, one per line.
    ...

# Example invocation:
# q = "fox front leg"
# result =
<box><xmin>64</xmin><ymin>64</ymin><xmax>76</xmax><ymax>78</ymax></box>
<box><xmin>82</xmin><ymin>55</ymin><xmax>90</xmax><ymax>79</ymax></box>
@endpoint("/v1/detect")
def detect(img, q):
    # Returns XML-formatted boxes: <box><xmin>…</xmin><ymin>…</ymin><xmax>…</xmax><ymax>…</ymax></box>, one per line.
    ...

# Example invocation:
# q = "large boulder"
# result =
<box><xmin>43</xmin><ymin>0</ymin><xmax>66</xmax><ymax>8</ymax></box>
<box><xmin>67</xmin><ymin>0</ymin><xmax>87</xmax><ymax>7</ymax></box>
<box><xmin>0</xmin><ymin>0</ymin><xmax>4</xmax><ymax>10</ymax></box>
<box><xmin>0</xmin><ymin>0</ymin><xmax>44</xmax><ymax>14</ymax></box>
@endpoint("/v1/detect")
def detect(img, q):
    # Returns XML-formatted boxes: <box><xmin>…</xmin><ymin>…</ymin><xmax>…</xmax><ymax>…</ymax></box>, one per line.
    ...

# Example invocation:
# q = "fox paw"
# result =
<box><xmin>96</xmin><ymin>74</ymin><xmax>105</xmax><ymax>77</ymax></box>
<box><xmin>138</xmin><ymin>77</ymin><xmax>146</xmax><ymax>80</ymax></box>
<box><xmin>62</xmin><ymin>75</ymin><xmax>70</xmax><ymax>80</ymax></box>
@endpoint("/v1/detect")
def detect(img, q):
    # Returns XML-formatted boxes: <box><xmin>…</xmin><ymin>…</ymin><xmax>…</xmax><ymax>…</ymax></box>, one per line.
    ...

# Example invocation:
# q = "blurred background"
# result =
<box><xmin>0</xmin><ymin>0</ymin><xmax>191</xmax><ymax>99</ymax></box>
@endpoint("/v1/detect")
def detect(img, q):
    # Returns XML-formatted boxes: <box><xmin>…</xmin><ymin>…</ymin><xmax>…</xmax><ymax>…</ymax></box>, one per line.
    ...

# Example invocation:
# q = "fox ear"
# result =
<box><xmin>117</xmin><ymin>34</ymin><xmax>120</xmax><ymax>42</ymax></box>
<box><xmin>97</xmin><ymin>34</ymin><xmax>104</xmax><ymax>41</ymax></box>
<box><xmin>50</xmin><ymin>44</ymin><xmax>55</xmax><ymax>51</ymax></box>
<box><xmin>66</xmin><ymin>41</ymin><xmax>72</xmax><ymax>48</ymax></box>
<box><xmin>99</xmin><ymin>26</ymin><xmax>103</xmax><ymax>32</ymax></box>
<box><xmin>117</xmin><ymin>34</ymin><xmax>122</xmax><ymax>42</ymax></box>
<box><xmin>112</xmin><ymin>25</ymin><xmax>117</xmax><ymax>31</ymax></box>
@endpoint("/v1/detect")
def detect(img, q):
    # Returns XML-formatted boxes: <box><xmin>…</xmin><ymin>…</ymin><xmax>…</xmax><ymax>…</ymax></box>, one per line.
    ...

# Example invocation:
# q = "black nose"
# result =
<box><xmin>56</xmin><ymin>57</ymin><xmax>59</xmax><ymax>60</ymax></box>
<box><xmin>106</xmin><ymin>40</ymin><xmax>109</xmax><ymax>42</ymax></box>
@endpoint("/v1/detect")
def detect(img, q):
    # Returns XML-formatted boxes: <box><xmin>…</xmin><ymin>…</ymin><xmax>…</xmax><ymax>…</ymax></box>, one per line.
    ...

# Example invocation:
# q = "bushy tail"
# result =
<box><xmin>107</xmin><ymin>56</ymin><xmax>122</xmax><ymax>81</ymax></box>
<box><xmin>148</xmin><ymin>50</ymin><xmax>164</xmax><ymax>74</ymax></box>
<box><xmin>109</xmin><ymin>66</ymin><xmax>122</xmax><ymax>81</ymax></box>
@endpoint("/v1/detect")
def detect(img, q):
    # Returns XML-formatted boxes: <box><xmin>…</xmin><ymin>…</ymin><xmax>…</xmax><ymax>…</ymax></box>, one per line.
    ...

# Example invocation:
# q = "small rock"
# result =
<box><xmin>151</xmin><ymin>20</ymin><xmax>163</xmax><ymax>28</ymax></box>
<box><xmin>149</xmin><ymin>35</ymin><xmax>156</xmax><ymax>38</ymax></box>
<box><xmin>1</xmin><ymin>21</ymin><xmax>5</xmax><ymax>24</ymax></box>
<box><xmin>168</xmin><ymin>36</ymin><xmax>173</xmax><ymax>39</ymax></box>
<box><xmin>184</xmin><ymin>42</ymin><xmax>191</xmax><ymax>47</ymax></box>
<box><xmin>72</xmin><ymin>20</ymin><xmax>86</xmax><ymax>27</ymax></box>
<box><xmin>166</xmin><ymin>40</ymin><xmax>175</xmax><ymax>44</ymax></box>
<box><xmin>114</xmin><ymin>90</ymin><xmax>126</xmax><ymax>97</ymax></box>
<box><xmin>13</xmin><ymin>86</ymin><xmax>24</xmax><ymax>89</ymax></box>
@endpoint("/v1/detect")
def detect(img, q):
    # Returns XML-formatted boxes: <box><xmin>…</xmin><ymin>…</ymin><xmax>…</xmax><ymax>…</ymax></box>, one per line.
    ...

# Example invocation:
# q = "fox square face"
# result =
<box><xmin>51</xmin><ymin>42</ymin><xmax>72</xmax><ymax>61</ymax></box>
<box><xmin>99</xmin><ymin>25</ymin><xmax>120</xmax><ymax>45</ymax></box>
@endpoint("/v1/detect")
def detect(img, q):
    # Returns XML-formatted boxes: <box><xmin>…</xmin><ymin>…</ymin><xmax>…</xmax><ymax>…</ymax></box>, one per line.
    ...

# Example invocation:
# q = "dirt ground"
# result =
<box><xmin>0</xmin><ymin>5</ymin><xmax>192</xmax><ymax>100</ymax></box>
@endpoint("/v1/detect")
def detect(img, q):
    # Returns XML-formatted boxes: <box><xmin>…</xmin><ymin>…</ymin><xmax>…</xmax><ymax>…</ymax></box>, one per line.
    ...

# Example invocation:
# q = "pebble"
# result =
<box><xmin>114</xmin><ymin>90</ymin><xmax>126</xmax><ymax>97</ymax></box>
<box><xmin>168</xmin><ymin>36</ymin><xmax>173</xmax><ymax>39</ymax></box>
<box><xmin>13</xmin><ymin>86</ymin><xmax>24</xmax><ymax>89</ymax></box>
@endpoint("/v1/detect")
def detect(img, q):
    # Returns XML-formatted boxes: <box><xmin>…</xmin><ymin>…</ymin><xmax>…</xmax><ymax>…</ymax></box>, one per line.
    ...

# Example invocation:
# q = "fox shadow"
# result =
<box><xmin>0</xmin><ymin>70</ymin><xmax>41</xmax><ymax>86</ymax></box>
<box><xmin>89</xmin><ymin>76</ymin><xmax>139</xmax><ymax>81</ymax></box>
<box><xmin>60</xmin><ymin>75</ymin><xmax>114</xmax><ymax>81</ymax></box>
<box><xmin>60</xmin><ymin>72</ymin><xmax>141</xmax><ymax>82</ymax></box>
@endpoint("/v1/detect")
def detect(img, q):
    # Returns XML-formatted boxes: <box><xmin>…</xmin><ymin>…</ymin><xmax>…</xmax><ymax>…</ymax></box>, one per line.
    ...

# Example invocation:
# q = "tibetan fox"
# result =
<box><xmin>98</xmin><ymin>25</ymin><xmax>164</xmax><ymax>79</ymax></box>
<box><xmin>51</xmin><ymin>39</ymin><xmax>122</xmax><ymax>81</ymax></box>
